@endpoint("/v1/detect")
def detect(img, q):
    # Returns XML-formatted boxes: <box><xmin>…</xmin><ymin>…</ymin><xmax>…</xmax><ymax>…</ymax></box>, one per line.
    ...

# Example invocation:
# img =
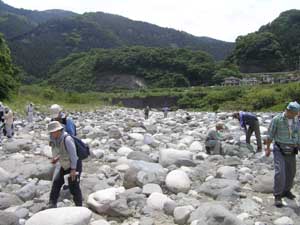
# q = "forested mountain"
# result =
<box><xmin>47</xmin><ymin>47</ymin><xmax>216</xmax><ymax>91</ymax></box>
<box><xmin>231</xmin><ymin>9</ymin><xmax>300</xmax><ymax>73</ymax></box>
<box><xmin>0</xmin><ymin>1</ymin><xmax>76</xmax><ymax>39</ymax></box>
<box><xmin>0</xmin><ymin>34</ymin><xmax>19</xmax><ymax>99</ymax></box>
<box><xmin>0</xmin><ymin>1</ymin><xmax>234</xmax><ymax>80</ymax></box>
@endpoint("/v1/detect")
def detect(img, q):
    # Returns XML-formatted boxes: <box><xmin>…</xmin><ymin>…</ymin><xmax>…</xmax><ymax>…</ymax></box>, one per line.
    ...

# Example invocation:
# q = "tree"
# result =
<box><xmin>0</xmin><ymin>34</ymin><xmax>19</xmax><ymax>99</ymax></box>
<box><xmin>233</xmin><ymin>32</ymin><xmax>285</xmax><ymax>72</ymax></box>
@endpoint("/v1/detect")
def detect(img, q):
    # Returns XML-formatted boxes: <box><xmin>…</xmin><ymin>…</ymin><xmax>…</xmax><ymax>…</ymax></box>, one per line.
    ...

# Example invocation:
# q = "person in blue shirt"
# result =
<box><xmin>50</xmin><ymin>104</ymin><xmax>76</xmax><ymax>136</ymax></box>
<box><xmin>233</xmin><ymin>111</ymin><xmax>262</xmax><ymax>152</ymax></box>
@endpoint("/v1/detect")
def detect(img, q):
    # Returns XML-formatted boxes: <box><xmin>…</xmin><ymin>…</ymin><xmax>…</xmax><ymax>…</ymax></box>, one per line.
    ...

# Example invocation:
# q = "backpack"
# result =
<box><xmin>64</xmin><ymin>135</ymin><xmax>90</xmax><ymax>160</ymax></box>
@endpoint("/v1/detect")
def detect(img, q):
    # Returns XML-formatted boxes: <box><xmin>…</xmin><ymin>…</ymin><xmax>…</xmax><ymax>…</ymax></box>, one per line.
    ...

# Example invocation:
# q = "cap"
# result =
<box><xmin>286</xmin><ymin>101</ymin><xmax>300</xmax><ymax>112</ymax></box>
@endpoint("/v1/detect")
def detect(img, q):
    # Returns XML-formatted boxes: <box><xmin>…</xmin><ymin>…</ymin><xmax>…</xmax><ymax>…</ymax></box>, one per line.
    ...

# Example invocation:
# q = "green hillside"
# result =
<box><xmin>0</xmin><ymin>2</ymin><xmax>234</xmax><ymax>80</ymax></box>
<box><xmin>47</xmin><ymin>47</ymin><xmax>216</xmax><ymax>91</ymax></box>
<box><xmin>0</xmin><ymin>34</ymin><xmax>19</xmax><ymax>99</ymax></box>
<box><xmin>231</xmin><ymin>9</ymin><xmax>300</xmax><ymax>73</ymax></box>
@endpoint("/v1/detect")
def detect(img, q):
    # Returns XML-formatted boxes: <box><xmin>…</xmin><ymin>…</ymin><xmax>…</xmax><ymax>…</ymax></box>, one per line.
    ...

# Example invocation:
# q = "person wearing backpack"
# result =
<box><xmin>47</xmin><ymin>121</ymin><xmax>83</xmax><ymax>208</ymax></box>
<box><xmin>50</xmin><ymin>104</ymin><xmax>76</xmax><ymax>136</ymax></box>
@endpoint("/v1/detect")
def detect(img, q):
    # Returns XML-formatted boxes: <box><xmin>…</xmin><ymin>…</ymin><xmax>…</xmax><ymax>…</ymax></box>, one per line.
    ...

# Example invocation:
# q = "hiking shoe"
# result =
<box><xmin>274</xmin><ymin>196</ymin><xmax>283</xmax><ymax>207</ymax></box>
<box><xmin>283</xmin><ymin>191</ymin><xmax>296</xmax><ymax>200</ymax></box>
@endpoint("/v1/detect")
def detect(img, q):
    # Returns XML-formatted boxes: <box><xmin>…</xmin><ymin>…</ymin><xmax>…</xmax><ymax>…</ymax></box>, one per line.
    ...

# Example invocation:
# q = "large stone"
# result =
<box><xmin>16</xmin><ymin>180</ymin><xmax>38</xmax><ymax>201</ymax></box>
<box><xmin>108</xmin><ymin>127</ymin><xmax>122</xmax><ymax>139</ymax></box>
<box><xmin>147</xmin><ymin>193</ymin><xmax>171</xmax><ymax>210</ymax></box>
<box><xmin>188</xmin><ymin>202</ymin><xmax>243</xmax><ymax>225</ymax></box>
<box><xmin>274</xmin><ymin>216</ymin><xmax>294</xmax><ymax>225</ymax></box>
<box><xmin>129</xmin><ymin>133</ymin><xmax>144</xmax><ymax>141</ymax></box>
<box><xmin>216</xmin><ymin>166</ymin><xmax>238</xmax><ymax>180</ymax></box>
<box><xmin>3</xmin><ymin>139</ymin><xmax>33</xmax><ymax>153</ymax></box>
<box><xmin>253</xmin><ymin>173</ymin><xmax>274</xmax><ymax>194</ymax></box>
<box><xmin>127</xmin><ymin>151</ymin><xmax>154</xmax><ymax>162</ymax></box>
<box><xmin>25</xmin><ymin>207</ymin><xmax>92</xmax><ymax>225</ymax></box>
<box><xmin>189</xmin><ymin>141</ymin><xmax>203</xmax><ymax>152</ymax></box>
<box><xmin>0</xmin><ymin>167</ymin><xmax>11</xmax><ymax>184</ymax></box>
<box><xmin>123</xmin><ymin>160</ymin><xmax>166</xmax><ymax>188</ymax></box>
<box><xmin>142</xmin><ymin>183</ymin><xmax>162</xmax><ymax>195</ymax></box>
<box><xmin>165</xmin><ymin>170</ymin><xmax>191</xmax><ymax>193</ymax></box>
<box><xmin>0</xmin><ymin>211</ymin><xmax>19</xmax><ymax>225</ymax></box>
<box><xmin>117</xmin><ymin>146</ymin><xmax>134</xmax><ymax>156</ymax></box>
<box><xmin>159</xmin><ymin>149</ymin><xmax>194</xmax><ymax>167</ymax></box>
<box><xmin>197</xmin><ymin>178</ymin><xmax>241</xmax><ymax>201</ymax></box>
<box><xmin>0</xmin><ymin>193</ymin><xmax>23</xmax><ymax>210</ymax></box>
<box><xmin>87</xmin><ymin>187</ymin><xmax>125</xmax><ymax>214</ymax></box>
<box><xmin>174</xmin><ymin>205</ymin><xmax>194</xmax><ymax>225</ymax></box>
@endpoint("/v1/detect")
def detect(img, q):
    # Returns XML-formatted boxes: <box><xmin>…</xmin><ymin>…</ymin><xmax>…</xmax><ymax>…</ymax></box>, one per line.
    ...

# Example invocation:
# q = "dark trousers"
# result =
<box><xmin>246</xmin><ymin>120</ymin><xmax>262</xmax><ymax>151</ymax></box>
<box><xmin>49</xmin><ymin>160</ymin><xmax>83</xmax><ymax>206</ymax></box>
<box><xmin>273</xmin><ymin>145</ymin><xmax>296</xmax><ymax>196</ymax></box>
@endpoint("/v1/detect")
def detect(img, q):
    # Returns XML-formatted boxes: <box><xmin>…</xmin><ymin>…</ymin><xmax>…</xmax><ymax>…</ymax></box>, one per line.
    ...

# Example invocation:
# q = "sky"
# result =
<box><xmin>3</xmin><ymin>0</ymin><xmax>300</xmax><ymax>42</ymax></box>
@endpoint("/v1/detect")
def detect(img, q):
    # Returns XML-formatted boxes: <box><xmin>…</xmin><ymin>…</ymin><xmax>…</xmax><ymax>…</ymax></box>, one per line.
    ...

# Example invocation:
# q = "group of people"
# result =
<box><xmin>205</xmin><ymin>101</ymin><xmax>300</xmax><ymax>207</ymax></box>
<box><xmin>144</xmin><ymin>106</ymin><xmax>192</xmax><ymax>121</ymax></box>
<box><xmin>2</xmin><ymin>100</ymin><xmax>300</xmax><ymax>209</ymax></box>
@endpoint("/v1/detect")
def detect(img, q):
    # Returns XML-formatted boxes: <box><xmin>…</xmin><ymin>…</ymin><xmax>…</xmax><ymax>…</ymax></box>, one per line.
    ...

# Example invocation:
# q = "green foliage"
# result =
<box><xmin>245</xmin><ymin>89</ymin><xmax>277</xmax><ymax>110</ymax></box>
<box><xmin>231</xmin><ymin>9</ymin><xmax>300</xmax><ymax>72</ymax></box>
<box><xmin>48</xmin><ymin>47</ymin><xmax>215</xmax><ymax>91</ymax></box>
<box><xmin>0</xmin><ymin>34</ymin><xmax>19</xmax><ymax>100</ymax></box>
<box><xmin>232</xmin><ymin>32</ymin><xmax>285</xmax><ymax>72</ymax></box>
<box><xmin>0</xmin><ymin>2</ymin><xmax>234</xmax><ymax>79</ymax></box>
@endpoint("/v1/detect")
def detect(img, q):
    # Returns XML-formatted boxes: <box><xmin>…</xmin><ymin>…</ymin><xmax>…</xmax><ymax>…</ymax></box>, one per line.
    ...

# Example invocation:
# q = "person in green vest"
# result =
<box><xmin>205</xmin><ymin>122</ymin><xmax>225</xmax><ymax>155</ymax></box>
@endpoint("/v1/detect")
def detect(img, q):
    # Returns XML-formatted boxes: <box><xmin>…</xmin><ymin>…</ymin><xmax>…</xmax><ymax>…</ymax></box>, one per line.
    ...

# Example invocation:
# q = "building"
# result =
<box><xmin>223</xmin><ymin>77</ymin><xmax>240</xmax><ymax>86</ymax></box>
<box><xmin>240</xmin><ymin>77</ymin><xmax>260</xmax><ymax>86</ymax></box>
<box><xmin>262</xmin><ymin>74</ymin><xmax>275</xmax><ymax>84</ymax></box>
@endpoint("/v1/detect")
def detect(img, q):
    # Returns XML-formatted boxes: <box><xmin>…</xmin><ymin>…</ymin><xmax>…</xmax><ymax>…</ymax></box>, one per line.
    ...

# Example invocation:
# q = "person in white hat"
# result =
<box><xmin>49</xmin><ymin>104</ymin><xmax>76</xmax><ymax>136</ymax></box>
<box><xmin>47</xmin><ymin>121</ymin><xmax>82</xmax><ymax>208</ymax></box>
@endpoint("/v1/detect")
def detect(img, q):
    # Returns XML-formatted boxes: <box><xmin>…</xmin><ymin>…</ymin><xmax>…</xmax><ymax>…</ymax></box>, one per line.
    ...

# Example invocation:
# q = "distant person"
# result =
<box><xmin>47</xmin><ymin>121</ymin><xmax>82</xmax><ymax>208</ymax></box>
<box><xmin>233</xmin><ymin>111</ymin><xmax>262</xmax><ymax>152</ymax></box>
<box><xmin>4</xmin><ymin>107</ymin><xmax>14</xmax><ymax>139</ymax></box>
<box><xmin>26</xmin><ymin>102</ymin><xmax>34</xmax><ymax>123</ymax></box>
<box><xmin>185</xmin><ymin>112</ymin><xmax>192</xmax><ymax>121</ymax></box>
<box><xmin>205</xmin><ymin>122</ymin><xmax>225</xmax><ymax>155</ymax></box>
<box><xmin>0</xmin><ymin>102</ymin><xmax>4</xmax><ymax>123</ymax></box>
<box><xmin>144</xmin><ymin>106</ymin><xmax>150</xmax><ymax>120</ymax></box>
<box><xmin>265</xmin><ymin>101</ymin><xmax>300</xmax><ymax>207</ymax></box>
<box><xmin>50</xmin><ymin>104</ymin><xmax>76</xmax><ymax>136</ymax></box>
<box><xmin>162</xmin><ymin>106</ymin><xmax>169</xmax><ymax>118</ymax></box>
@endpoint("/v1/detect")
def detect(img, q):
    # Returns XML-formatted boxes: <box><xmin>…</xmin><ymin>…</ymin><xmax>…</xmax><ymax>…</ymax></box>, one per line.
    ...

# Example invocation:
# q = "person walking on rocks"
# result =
<box><xmin>233</xmin><ymin>111</ymin><xmax>262</xmax><ymax>152</ymax></box>
<box><xmin>26</xmin><ymin>102</ymin><xmax>34</xmax><ymax>123</ymax></box>
<box><xmin>50</xmin><ymin>104</ymin><xmax>76</xmax><ymax>136</ymax></box>
<box><xmin>144</xmin><ymin>106</ymin><xmax>150</xmax><ymax>120</ymax></box>
<box><xmin>4</xmin><ymin>107</ymin><xmax>14</xmax><ymax>139</ymax></box>
<box><xmin>205</xmin><ymin>122</ymin><xmax>224</xmax><ymax>155</ymax></box>
<box><xmin>162</xmin><ymin>106</ymin><xmax>169</xmax><ymax>118</ymax></box>
<box><xmin>265</xmin><ymin>101</ymin><xmax>300</xmax><ymax>207</ymax></box>
<box><xmin>48</xmin><ymin>121</ymin><xmax>83</xmax><ymax>208</ymax></box>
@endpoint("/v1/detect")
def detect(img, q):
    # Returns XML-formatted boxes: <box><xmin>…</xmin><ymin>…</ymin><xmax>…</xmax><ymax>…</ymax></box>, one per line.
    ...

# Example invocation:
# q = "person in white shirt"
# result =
<box><xmin>26</xmin><ymin>103</ymin><xmax>34</xmax><ymax>123</ymax></box>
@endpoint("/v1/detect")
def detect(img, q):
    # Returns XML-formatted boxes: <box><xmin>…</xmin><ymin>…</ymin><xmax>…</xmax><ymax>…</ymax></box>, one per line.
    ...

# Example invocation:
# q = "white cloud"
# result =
<box><xmin>3</xmin><ymin>0</ymin><xmax>300</xmax><ymax>41</ymax></box>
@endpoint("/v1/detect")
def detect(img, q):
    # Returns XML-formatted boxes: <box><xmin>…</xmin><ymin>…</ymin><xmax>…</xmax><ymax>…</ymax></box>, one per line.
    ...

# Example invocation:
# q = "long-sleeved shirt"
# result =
<box><xmin>50</xmin><ymin>132</ymin><xmax>78</xmax><ymax>169</ymax></box>
<box><xmin>239</xmin><ymin>111</ymin><xmax>258</xmax><ymax>129</ymax></box>
<box><xmin>205</xmin><ymin>129</ymin><xmax>222</xmax><ymax>147</ymax></box>
<box><xmin>4</xmin><ymin>110</ymin><xmax>13</xmax><ymax>125</ymax></box>
<box><xmin>268</xmin><ymin>112</ymin><xmax>300</xmax><ymax>145</ymax></box>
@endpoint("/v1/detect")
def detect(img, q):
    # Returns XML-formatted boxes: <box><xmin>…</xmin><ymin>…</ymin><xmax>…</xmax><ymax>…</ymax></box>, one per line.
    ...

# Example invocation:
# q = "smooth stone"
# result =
<box><xmin>165</xmin><ymin>170</ymin><xmax>191</xmax><ymax>193</ymax></box>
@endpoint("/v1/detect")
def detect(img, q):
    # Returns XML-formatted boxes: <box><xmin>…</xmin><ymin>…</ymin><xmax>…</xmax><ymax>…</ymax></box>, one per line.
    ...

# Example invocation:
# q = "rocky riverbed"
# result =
<box><xmin>0</xmin><ymin>107</ymin><xmax>299</xmax><ymax>225</ymax></box>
